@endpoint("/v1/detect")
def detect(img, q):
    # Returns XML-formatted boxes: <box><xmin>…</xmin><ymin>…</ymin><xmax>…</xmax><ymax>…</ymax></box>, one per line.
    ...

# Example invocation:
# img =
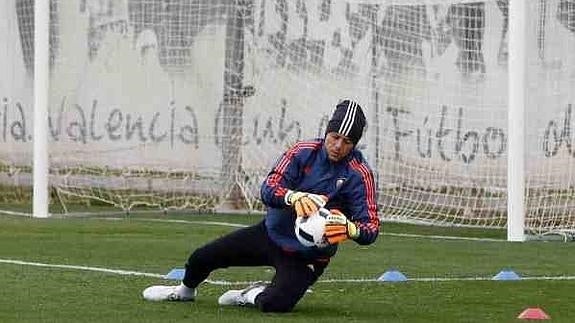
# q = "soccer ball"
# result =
<box><xmin>294</xmin><ymin>211</ymin><xmax>328</xmax><ymax>248</ymax></box>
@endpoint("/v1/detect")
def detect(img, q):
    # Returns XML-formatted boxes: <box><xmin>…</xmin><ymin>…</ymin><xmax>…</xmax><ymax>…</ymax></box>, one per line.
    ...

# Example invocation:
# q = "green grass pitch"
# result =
<box><xmin>0</xmin><ymin>213</ymin><xmax>573</xmax><ymax>322</ymax></box>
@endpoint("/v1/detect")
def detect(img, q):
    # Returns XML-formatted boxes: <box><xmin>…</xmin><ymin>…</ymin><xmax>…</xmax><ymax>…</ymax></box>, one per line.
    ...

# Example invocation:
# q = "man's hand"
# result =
<box><xmin>285</xmin><ymin>190</ymin><xmax>327</xmax><ymax>217</ymax></box>
<box><xmin>324</xmin><ymin>209</ymin><xmax>359</xmax><ymax>244</ymax></box>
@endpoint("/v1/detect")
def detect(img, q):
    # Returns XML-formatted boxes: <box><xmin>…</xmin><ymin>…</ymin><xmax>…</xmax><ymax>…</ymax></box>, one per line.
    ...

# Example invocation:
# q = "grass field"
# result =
<box><xmin>0</xmin><ymin>212</ymin><xmax>573</xmax><ymax>322</ymax></box>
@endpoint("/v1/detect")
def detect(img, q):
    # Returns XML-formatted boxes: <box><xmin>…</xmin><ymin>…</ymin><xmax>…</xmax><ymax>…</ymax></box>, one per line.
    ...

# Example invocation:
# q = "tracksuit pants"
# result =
<box><xmin>182</xmin><ymin>220</ymin><xmax>328</xmax><ymax>312</ymax></box>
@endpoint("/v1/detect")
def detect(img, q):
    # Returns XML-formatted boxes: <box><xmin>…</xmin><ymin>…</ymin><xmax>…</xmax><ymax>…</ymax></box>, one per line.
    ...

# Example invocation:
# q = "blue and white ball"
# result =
<box><xmin>295</xmin><ymin>211</ymin><xmax>328</xmax><ymax>248</ymax></box>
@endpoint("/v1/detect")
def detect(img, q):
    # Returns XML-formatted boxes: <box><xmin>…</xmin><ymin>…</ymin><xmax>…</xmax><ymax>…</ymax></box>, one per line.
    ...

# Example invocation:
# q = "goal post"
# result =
<box><xmin>33</xmin><ymin>0</ymin><xmax>50</xmax><ymax>218</ymax></box>
<box><xmin>507</xmin><ymin>0</ymin><xmax>527</xmax><ymax>241</ymax></box>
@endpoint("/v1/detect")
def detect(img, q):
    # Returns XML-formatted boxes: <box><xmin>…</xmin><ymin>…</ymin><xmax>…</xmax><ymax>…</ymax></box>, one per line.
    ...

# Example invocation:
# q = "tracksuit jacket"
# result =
<box><xmin>260</xmin><ymin>138</ymin><xmax>380</xmax><ymax>259</ymax></box>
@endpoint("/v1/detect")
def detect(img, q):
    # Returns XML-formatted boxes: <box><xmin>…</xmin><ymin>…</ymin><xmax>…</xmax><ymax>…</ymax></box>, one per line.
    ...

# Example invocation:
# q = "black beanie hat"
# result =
<box><xmin>325</xmin><ymin>100</ymin><xmax>366</xmax><ymax>145</ymax></box>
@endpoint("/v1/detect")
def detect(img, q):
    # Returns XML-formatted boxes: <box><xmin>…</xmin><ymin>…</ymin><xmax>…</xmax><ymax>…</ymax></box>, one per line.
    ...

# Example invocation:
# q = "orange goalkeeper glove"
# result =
<box><xmin>324</xmin><ymin>209</ymin><xmax>359</xmax><ymax>244</ymax></box>
<box><xmin>285</xmin><ymin>190</ymin><xmax>327</xmax><ymax>217</ymax></box>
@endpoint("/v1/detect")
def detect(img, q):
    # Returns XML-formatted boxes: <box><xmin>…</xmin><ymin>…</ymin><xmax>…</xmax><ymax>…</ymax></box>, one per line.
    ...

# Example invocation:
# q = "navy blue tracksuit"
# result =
<box><xmin>183</xmin><ymin>138</ymin><xmax>380</xmax><ymax>312</ymax></box>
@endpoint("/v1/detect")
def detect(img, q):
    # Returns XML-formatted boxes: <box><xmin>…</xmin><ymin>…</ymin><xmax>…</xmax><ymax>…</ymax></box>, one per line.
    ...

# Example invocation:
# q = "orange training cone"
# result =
<box><xmin>517</xmin><ymin>307</ymin><xmax>550</xmax><ymax>320</ymax></box>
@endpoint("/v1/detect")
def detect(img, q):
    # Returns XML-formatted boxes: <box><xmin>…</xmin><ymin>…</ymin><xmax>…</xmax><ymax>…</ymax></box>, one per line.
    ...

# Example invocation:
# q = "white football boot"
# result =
<box><xmin>142</xmin><ymin>283</ymin><xmax>196</xmax><ymax>302</ymax></box>
<box><xmin>218</xmin><ymin>282</ymin><xmax>267</xmax><ymax>306</ymax></box>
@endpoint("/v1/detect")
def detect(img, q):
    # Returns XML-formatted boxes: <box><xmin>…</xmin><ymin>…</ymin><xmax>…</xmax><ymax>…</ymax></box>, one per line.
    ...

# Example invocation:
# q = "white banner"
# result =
<box><xmin>0</xmin><ymin>0</ymin><xmax>573</xmax><ymax>186</ymax></box>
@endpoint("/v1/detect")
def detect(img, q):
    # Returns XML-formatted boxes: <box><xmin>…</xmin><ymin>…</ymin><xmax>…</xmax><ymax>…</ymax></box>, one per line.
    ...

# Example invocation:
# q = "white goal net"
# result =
<box><xmin>0</xmin><ymin>0</ymin><xmax>573</xmax><ymax>238</ymax></box>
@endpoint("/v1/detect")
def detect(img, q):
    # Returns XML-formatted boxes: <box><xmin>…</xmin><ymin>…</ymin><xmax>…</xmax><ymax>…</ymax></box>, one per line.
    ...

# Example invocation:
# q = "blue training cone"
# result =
<box><xmin>165</xmin><ymin>268</ymin><xmax>185</xmax><ymax>280</ymax></box>
<box><xmin>377</xmin><ymin>270</ymin><xmax>408</xmax><ymax>282</ymax></box>
<box><xmin>492</xmin><ymin>269</ymin><xmax>521</xmax><ymax>281</ymax></box>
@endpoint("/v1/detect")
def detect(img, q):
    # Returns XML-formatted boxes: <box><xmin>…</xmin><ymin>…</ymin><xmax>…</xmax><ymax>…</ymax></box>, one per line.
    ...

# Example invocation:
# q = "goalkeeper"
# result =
<box><xmin>142</xmin><ymin>99</ymin><xmax>380</xmax><ymax>312</ymax></box>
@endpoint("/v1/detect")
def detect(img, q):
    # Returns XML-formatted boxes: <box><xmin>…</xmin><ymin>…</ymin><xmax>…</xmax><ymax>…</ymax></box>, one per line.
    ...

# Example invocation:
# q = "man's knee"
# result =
<box><xmin>255</xmin><ymin>292</ymin><xmax>298</xmax><ymax>313</ymax></box>
<box><xmin>257</xmin><ymin>299</ymin><xmax>295</xmax><ymax>313</ymax></box>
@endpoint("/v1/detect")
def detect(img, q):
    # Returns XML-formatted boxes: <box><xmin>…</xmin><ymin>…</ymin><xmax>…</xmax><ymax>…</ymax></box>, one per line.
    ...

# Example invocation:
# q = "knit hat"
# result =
<box><xmin>325</xmin><ymin>100</ymin><xmax>366</xmax><ymax>145</ymax></box>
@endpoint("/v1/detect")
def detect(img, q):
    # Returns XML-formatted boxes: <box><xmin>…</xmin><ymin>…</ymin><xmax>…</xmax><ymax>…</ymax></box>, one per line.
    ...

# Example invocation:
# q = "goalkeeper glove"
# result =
<box><xmin>285</xmin><ymin>190</ymin><xmax>327</xmax><ymax>217</ymax></box>
<box><xmin>324</xmin><ymin>209</ymin><xmax>359</xmax><ymax>244</ymax></box>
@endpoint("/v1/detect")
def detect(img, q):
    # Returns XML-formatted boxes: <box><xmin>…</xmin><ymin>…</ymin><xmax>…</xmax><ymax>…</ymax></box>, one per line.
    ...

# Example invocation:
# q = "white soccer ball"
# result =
<box><xmin>294</xmin><ymin>211</ymin><xmax>328</xmax><ymax>248</ymax></box>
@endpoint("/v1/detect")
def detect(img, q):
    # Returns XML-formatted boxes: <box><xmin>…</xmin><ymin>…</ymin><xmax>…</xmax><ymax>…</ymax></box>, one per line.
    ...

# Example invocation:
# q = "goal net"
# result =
<box><xmin>0</xmin><ymin>0</ymin><xmax>573</xmax><ymax>238</ymax></box>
